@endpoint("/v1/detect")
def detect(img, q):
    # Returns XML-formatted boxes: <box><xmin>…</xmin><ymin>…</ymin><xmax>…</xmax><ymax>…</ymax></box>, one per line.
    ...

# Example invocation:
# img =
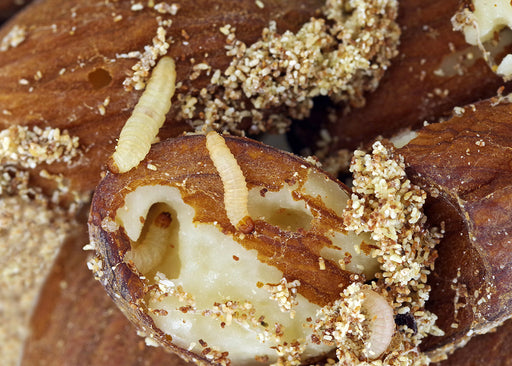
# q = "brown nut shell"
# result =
<box><xmin>88</xmin><ymin>134</ymin><xmax>368</xmax><ymax>364</ymax></box>
<box><xmin>398</xmin><ymin>97</ymin><xmax>512</xmax><ymax>356</ymax></box>
<box><xmin>0</xmin><ymin>0</ymin><xmax>322</xmax><ymax>205</ymax></box>
<box><xmin>0</xmin><ymin>0</ymin><xmax>30</xmax><ymax>23</ymax></box>
<box><xmin>433</xmin><ymin>317</ymin><xmax>512</xmax><ymax>366</ymax></box>
<box><xmin>290</xmin><ymin>0</ymin><xmax>511</xmax><ymax>157</ymax></box>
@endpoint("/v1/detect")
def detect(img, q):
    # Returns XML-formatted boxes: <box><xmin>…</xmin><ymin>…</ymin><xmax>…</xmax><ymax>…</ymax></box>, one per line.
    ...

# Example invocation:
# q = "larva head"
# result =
<box><xmin>88</xmin><ymin>135</ymin><xmax>395</xmax><ymax>365</ymax></box>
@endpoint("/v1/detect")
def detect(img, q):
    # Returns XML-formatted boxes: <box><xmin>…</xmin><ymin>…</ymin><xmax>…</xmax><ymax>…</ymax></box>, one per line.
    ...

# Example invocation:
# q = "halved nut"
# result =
<box><xmin>88</xmin><ymin>134</ymin><xmax>393</xmax><ymax>365</ymax></box>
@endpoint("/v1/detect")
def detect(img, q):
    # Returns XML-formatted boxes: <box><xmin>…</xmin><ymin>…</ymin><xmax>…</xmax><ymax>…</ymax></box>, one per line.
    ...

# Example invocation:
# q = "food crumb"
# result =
<box><xmin>179</xmin><ymin>0</ymin><xmax>400</xmax><ymax>136</ymax></box>
<box><xmin>121</xmin><ymin>26</ymin><xmax>170</xmax><ymax>91</ymax></box>
<box><xmin>131</xmin><ymin>3</ymin><xmax>144</xmax><ymax>11</ymax></box>
<box><xmin>264</xmin><ymin>278</ymin><xmax>301</xmax><ymax>318</ymax></box>
<box><xmin>0</xmin><ymin>25</ymin><xmax>27</xmax><ymax>52</ymax></box>
<box><xmin>0</xmin><ymin>125</ymin><xmax>80</xmax><ymax>169</ymax></box>
<box><xmin>154</xmin><ymin>2</ymin><xmax>179</xmax><ymax>15</ymax></box>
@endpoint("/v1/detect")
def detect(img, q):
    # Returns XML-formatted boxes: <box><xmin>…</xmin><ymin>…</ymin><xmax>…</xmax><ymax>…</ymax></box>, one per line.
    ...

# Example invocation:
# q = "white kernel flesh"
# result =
<box><xmin>115</xmin><ymin>185</ymin><xmax>331</xmax><ymax>365</ymax></box>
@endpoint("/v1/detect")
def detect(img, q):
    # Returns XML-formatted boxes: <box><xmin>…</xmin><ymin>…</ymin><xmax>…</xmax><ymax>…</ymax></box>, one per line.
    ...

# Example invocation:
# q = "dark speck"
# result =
<box><xmin>395</xmin><ymin>313</ymin><xmax>417</xmax><ymax>334</ymax></box>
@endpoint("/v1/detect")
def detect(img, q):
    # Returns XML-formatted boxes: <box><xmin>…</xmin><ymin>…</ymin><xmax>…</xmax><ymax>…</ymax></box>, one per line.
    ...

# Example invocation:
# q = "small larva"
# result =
<box><xmin>361</xmin><ymin>289</ymin><xmax>396</xmax><ymax>359</ymax></box>
<box><xmin>205</xmin><ymin>131</ymin><xmax>254</xmax><ymax>233</ymax></box>
<box><xmin>111</xmin><ymin>56</ymin><xmax>176</xmax><ymax>173</ymax></box>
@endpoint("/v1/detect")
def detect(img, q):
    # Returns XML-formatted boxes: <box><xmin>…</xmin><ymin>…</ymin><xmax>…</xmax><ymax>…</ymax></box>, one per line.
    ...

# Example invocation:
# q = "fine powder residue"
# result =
<box><xmin>314</xmin><ymin>141</ymin><xmax>444</xmax><ymax>366</ymax></box>
<box><xmin>0</xmin><ymin>125</ymin><xmax>80</xmax><ymax>169</ymax></box>
<box><xmin>176</xmin><ymin>0</ymin><xmax>401</xmax><ymax>134</ymax></box>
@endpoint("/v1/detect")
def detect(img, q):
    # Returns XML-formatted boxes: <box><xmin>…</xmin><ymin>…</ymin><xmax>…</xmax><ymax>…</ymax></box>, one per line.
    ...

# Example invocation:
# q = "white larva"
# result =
<box><xmin>205</xmin><ymin>131</ymin><xmax>253</xmax><ymax>232</ymax></box>
<box><xmin>111</xmin><ymin>56</ymin><xmax>176</xmax><ymax>173</ymax></box>
<box><xmin>362</xmin><ymin>289</ymin><xmax>396</xmax><ymax>359</ymax></box>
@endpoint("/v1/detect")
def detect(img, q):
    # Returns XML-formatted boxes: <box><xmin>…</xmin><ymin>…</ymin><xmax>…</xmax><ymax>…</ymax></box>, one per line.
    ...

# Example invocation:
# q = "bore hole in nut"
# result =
<box><xmin>124</xmin><ymin>202</ymin><xmax>181</xmax><ymax>278</ymax></box>
<box><xmin>88</xmin><ymin>68</ymin><xmax>112</xmax><ymax>89</ymax></box>
<box><xmin>264</xmin><ymin>208</ymin><xmax>313</xmax><ymax>231</ymax></box>
<box><xmin>249</xmin><ymin>189</ymin><xmax>313</xmax><ymax>232</ymax></box>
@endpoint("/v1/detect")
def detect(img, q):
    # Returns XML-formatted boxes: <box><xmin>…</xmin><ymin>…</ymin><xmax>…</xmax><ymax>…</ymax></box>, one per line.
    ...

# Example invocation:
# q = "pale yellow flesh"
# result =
<box><xmin>115</xmin><ymin>170</ymin><xmax>381</xmax><ymax>364</ymax></box>
<box><xmin>458</xmin><ymin>0</ymin><xmax>512</xmax><ymax>78</ymax></box>
<box><xmin>462</xmin><ymin>0</ymin><xmax>512</xmax><ymax>45</ymax></box>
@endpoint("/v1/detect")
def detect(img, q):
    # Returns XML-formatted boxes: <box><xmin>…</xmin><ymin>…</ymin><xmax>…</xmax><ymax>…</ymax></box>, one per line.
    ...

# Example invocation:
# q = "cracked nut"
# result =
<box><xmin>88</xmin><ymin>134</ymin><xmax>398</xmax><ymax>365</ymax></box>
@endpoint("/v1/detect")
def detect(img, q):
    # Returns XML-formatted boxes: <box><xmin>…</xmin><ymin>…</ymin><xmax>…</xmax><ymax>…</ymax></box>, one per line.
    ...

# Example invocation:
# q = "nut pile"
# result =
<box><xmin>1</xmin><ymin>0</ymin><xmax>512</xmax><ymax>365</ymax></box>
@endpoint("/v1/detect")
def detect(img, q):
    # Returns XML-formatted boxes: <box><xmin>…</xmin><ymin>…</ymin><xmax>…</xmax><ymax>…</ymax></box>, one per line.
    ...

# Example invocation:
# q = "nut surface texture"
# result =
<box><xmin>399</xmin><ymin>97</ymin><xmax>512</xmax><ymax>356</ymax></box>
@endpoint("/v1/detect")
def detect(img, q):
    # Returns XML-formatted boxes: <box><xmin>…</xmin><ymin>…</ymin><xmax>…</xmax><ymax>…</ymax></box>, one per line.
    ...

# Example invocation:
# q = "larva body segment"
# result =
<box><xmin>205</xmin><ymin>131</ymin><xmax>252</xmax><ymax>232</ymax></box>
<box><xmin>362</xmin><ymin>289</ymin><xmax>395</xmax><ymax>359</ymax></box>
<box><xmin>111</xmin><ymin>56</ymin><xmax>176</xmax><ymax>173</ymax></box>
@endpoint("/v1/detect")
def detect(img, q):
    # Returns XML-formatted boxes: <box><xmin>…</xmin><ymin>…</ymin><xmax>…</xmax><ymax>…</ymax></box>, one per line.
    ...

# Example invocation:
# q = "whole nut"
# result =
<box><xmin>398</xmin><ymin>96</ymin><xmax>512</xmax><ymax>357</ymax></box>
<box><xmin>0</xmin><ymin>0</ymin><xmax>401</xmax><ymax>207</ymax></box>
<box><xmin>0</xmin><ymin>0</ymin><xmax>325</xmax><ymax>205</ymax></box>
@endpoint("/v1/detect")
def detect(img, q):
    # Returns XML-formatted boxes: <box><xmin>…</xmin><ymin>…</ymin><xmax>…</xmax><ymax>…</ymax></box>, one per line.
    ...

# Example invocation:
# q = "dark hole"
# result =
<box><xmin>395</xmin><ymin>313</ymin><xmax>418</xmax><ymax>334</ymax></box>
<box><xmin>88</xmin><ymin>68</ymin><xmax>112</xmax><ymax>89</ymax></box>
